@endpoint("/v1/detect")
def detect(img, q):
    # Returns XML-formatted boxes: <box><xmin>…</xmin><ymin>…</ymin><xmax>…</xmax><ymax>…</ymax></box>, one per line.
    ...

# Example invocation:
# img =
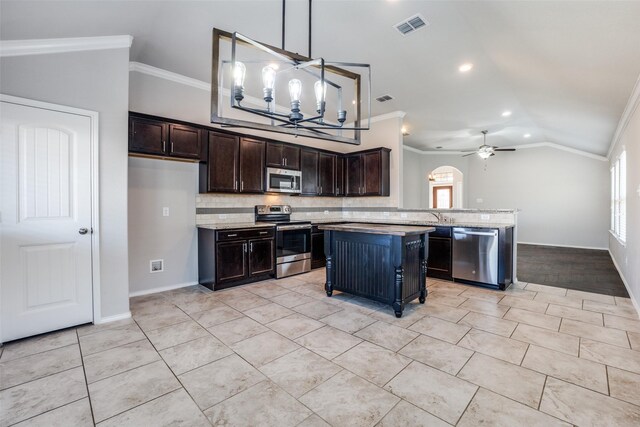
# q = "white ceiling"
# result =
<box><xmin>2</xmin><ymin>0</ymin><xmax>640</xmax><ymax>155</ymax></box>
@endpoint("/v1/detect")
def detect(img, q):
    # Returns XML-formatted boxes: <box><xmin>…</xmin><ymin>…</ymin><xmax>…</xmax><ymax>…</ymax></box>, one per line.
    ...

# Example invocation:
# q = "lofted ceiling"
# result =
<box><xmin>2</xmin><ymin>0</ymin><xmax>640</xmax><ymax>155</ymax></box>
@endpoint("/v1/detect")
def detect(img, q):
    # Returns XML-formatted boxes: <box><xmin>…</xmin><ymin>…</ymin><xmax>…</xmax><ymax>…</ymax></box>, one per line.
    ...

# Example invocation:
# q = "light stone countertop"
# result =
<box><xmin>318</xmin><ymin>223</ymin><xmax>436</xmax><ymax>236</ymax></box>
<box><xmin>310</xmin><ymin>219</ymin><xmax>515</xmax><ymax>230</ymax></box>
<box><xmin>197</xmin><ymin>222</ymin><xmax>276</xmax><ymax>230</ymax></box>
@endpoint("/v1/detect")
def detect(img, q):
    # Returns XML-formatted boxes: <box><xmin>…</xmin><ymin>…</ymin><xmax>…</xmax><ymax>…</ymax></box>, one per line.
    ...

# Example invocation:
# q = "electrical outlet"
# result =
<box><xmin>324</xmin><ymin>210</ymin><xmax>329</xmax><ymax>215</ymax></box>
<box><xmin>150</xmin><ymin>259</ymin><xmax>163</xmax><ymax>273</ymax></box>
<box><xmin>401</xmin><ymin>213</ymin><xmax>408</xmax><ymax>218</ymax></box>
<box><xmin>383</xmin><ymin>211</ymin><xmax>390</xmax><ymax>217</ymax></box>
<box><xmin>162</xmin><ymin>207</ymin><xmax>169</xmax><ymax>217</ymax></box>
<box><xmin>218</xmin><ymin>214</ymin><xmax>228</xmax><ymax>219</ymax></box>
<box><xmin>481</xmin><ymin>214</ymin><xmax>490</xmax><ymax>220</ymax></box>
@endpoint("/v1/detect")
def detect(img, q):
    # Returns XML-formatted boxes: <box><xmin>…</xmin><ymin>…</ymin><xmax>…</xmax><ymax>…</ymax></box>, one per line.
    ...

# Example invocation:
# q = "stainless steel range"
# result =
<box><xmin>255</xmin><ymin>205</ymin><xmax>311</xmax><ymax>278</ymax></box>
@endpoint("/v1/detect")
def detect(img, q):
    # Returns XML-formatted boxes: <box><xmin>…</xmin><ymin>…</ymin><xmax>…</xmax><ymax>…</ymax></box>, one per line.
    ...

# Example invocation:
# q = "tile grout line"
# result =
<box><xmin>77</xmin><ymin>328</ymin><xmax>97</xmax><ymax>426</ymax></box>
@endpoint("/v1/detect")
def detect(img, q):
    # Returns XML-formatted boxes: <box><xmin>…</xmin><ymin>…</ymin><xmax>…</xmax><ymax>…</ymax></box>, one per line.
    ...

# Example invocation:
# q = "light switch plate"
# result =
<box><xmin>162</xmin><ymin>207</ymin><xmax>169</xmax><ymax>217</ymax></box>
<box><xmin>476</xmin><ymin>198</ymin><xmax>484</xmax><ymax>204</ymax></box>
<box><xmin>481</xmin><ymin>214</ymin><xmax>490</xmax><ymax>220</ymax></box>
<box><xmin>401</xmin><ymin>213</ymin><xmax>408</xmax><ymax>218</ymax></box>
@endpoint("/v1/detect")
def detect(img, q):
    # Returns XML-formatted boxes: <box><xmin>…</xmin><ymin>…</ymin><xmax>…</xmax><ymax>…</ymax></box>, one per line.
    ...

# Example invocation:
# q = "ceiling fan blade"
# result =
<box><xmin>494</xmin><ymin>148</ymin><xmax>516</xmax><ymax>151</ymax></box>
<box><xmin>462</xmin><ymin>152</ymin><xmax>477</xmax><ymax>157</ymax></box>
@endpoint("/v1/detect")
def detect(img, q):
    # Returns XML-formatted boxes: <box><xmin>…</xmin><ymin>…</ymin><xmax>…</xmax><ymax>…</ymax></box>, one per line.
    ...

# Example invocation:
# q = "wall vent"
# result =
<box><xmin>375</xmin><ymin>94</ymin><xmax>394</xmax><ymax>103</ymax></box>
<box><xmin>150</xmin><ymin>259</ymin><xmax>164</xmax><ymax>273</ymax></box>
<box><xmin>394</xmin><ymin>14</ymin><xmax>429</xmax><ymax>36</ymax></box>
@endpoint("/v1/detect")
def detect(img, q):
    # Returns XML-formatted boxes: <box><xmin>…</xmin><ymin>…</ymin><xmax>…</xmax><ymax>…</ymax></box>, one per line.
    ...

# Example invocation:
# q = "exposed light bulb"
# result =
<box><xmin>314</xmin><ymin>80</ymin><xmax>327</xmax><ymax>113</ymax></box>
<box><xmin>401</xmin><ymin>127</ymin><xmax>410</xmax><ymax>136</ymax></box>
<box><xmin>262</xmin><ymin>66</ymin><xmax>276</xmax><ymax>103</ymax></box>
<box><xmin>459</xmin><ymin>63</ymin><xmax>473</xmax><ymax>73</ymax></box>
<box><xmin>288</xmin><ymin>79</ymin><xmax>302</xmax><ymax>103</ymax></box>
<box><xmin>501</xmin><ymin>110</ymin><xmax>512</xmax><ymax>117</ymax></box>
<box><xmin>233</xmin><ymin>61</ymin><xmax>246</xmax><ymax>87</ymax></box>
<box><xmin>233</xmin><ymin>61</ymin><xmax>246</xmax><ymax>102</ymax></box>
<box><xmin>478</xmin><ymin>151</ymin><xmax>492</xmax><ymax>160</ymax></box>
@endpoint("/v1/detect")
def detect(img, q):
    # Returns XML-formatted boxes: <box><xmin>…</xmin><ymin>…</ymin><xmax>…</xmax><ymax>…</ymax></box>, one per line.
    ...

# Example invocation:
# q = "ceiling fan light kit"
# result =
<box><xmin>463</xmin><ymin>130</ymin><xmax>516</xmax><ymax>159</ymax></box>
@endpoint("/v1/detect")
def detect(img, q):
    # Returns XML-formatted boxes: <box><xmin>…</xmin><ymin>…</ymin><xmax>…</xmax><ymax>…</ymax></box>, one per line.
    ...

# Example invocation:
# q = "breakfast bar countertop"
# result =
<box><xmin>318</xmin><ymin>222</ymin><xmax>435</xmax><ymax>236</ymax></box>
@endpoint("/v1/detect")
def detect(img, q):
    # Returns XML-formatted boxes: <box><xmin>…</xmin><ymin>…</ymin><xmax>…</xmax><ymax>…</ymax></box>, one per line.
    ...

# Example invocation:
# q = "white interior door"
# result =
<box><xmin>1</xmin><ymin>100</ymin><xmax>94</xmax><ymax>342</ymax></box>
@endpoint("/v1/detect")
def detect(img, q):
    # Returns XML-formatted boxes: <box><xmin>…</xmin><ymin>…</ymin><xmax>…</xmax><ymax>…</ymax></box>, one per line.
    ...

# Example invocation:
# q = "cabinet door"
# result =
<box><xmin>362</xmin><ymin>151</ymin><xmax>381</xmax><ymax>195</ymax></box>
<box><xmin>345</xmin><ymin>154</ymin><xmax>362</xmax><ymax>196</ymax></box>
<box><xmin>301</xmin><ymin>149</ymin><xmax>319</xmax><ymax>195</ymax></box>
<box><xmin>216</xmin><ymin>241</ymin><xmax>247</xmax><ymax>284</ymax></box>
<box><xmin>207</xmin><ymin>132</ymin><xmax>239</xmax><ymax>192</ymax></box>
<box><xmin>265</xmin><ymin>142</ymin><xmax>284</xmax><ymax>167</ymax></box>
<box><xmin>129</xmin><ymin>116</ymin><xmax>167</xmax><ymax>155</ymax></box>
<box><xmin>282</xmin><ymin>145</ymin><xmax>300</xmax><ymax>170</ymax></box>
<box><xmin>248</xmin><ymin>238</ymin><xmax>274</xmax><ymax>277</ymax></box>
<box><xmin>169</xmin><ymin>124</ymin><xmax>201</xmax><ymax>159</ymax></box>
<box><xmin>311</xmin><ymin>233</ymin><xmax>326</xmax><ymax>269</ymax></box>
<box><xmin>318</xmin><ymin>153</ymin><xmax>336</xmax><ymax>196</ymax></box>
<box><xmin>335</xmin><ymin>156</ymin><xmax>345</xmax><ymax>196</ymax></box>
<box><xmin>427</xmin><ymin>237</ymin><xmax>452</xmax><ymax>279</ymax></box>
<box><xmin>239</xmin><ymin>137</ymin><xmax>265</xmax><ymax>193</ymax></box>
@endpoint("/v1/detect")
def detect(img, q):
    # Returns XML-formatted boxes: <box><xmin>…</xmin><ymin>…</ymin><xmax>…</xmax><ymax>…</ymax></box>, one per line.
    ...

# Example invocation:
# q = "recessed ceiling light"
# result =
<box><xmin>459</xmin><ymin>63</ymin><xmax>473</xmax><ymax>73</ymax></box>
<box><xmin>501</xmin><ymin>111</ymin><xmax>512</xmax><ymax>117</ymax></box>
<box><xmin>523</xmin><ymin>133</ymin><xmax>531</xmax><ymax>138</ymax></box>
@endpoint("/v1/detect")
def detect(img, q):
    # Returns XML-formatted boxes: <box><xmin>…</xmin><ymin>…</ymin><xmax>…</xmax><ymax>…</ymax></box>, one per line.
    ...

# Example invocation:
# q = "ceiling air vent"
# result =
<box><xmin>394</xmin><ymin>14</ymin><xmax>429</xmax><ymax>36</ymax></box>
<box><xmin>376</xmin><ymin>94</ymin><xmax>394</xmax><ymax>103</ymax></box>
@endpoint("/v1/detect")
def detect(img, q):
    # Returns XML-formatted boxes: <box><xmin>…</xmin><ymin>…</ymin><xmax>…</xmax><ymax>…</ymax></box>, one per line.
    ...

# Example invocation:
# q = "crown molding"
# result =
<box><xmin>607</xmin><ymin>72</ymin><xmax>640</xmax><ymax>160</ymax></box>
<box><xmin>129</xmin><ymin>61</ymin><xmax>210</xmax><ymax>91</ymax></box>
<box><xmin>371</xmin><ymin>111</ymin><xmax>406</xmax><ymax>123</ymax></box>
<box><xmin>403</xmin><ymin>141</ymin><xmax>607</xmax><ymax>161</ymax></box>
<box><xmin>0</xmin><ymin>35</ymin><xmax>133</xmax><ymax>57</ymax></box>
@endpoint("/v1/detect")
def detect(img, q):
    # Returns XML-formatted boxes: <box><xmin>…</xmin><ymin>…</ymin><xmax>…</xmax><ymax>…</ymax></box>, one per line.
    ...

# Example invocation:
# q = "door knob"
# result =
<box><xmin>79</xmin><ymin>228</ymin><xmax>89</xmax><ymax>235</ymax></box>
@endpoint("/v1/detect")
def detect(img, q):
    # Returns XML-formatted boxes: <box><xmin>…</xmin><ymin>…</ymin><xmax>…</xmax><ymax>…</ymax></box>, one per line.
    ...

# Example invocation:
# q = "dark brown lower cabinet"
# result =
<box><xmin>248</xmin><ymin>238</ymin><xmax>274</xmax><ymax>277</ymax></box>
<box><xmin>198</xmin><ymin>227</ymin><xmax>275</xmax><ymax>290</ymax></box>
<box><xmin>427</xmin><ymin>227</ymin><xmax>452</xmax><ymax>280</ymax></box>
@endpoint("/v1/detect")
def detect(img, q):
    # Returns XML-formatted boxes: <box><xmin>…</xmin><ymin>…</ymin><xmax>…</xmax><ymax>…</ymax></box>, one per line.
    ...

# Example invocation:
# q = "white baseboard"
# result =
<box><xmin>97</xmin><ymin>311</ymin><xmax>132</xmax><ymax>325</ymax></box>
<box><xmin>518</xmin><ymin>241</ymin><xmax>608</xmax><ymax>251</ymax></box>
<box><xmin>129</xmin><ymin>281</ymin><xmax>199</xmax><ymax>298</ymax></box>
<box><xmin>608</xmin><ymin>250</ymin><xmax>640</xmax><ymax>316</ymax></box>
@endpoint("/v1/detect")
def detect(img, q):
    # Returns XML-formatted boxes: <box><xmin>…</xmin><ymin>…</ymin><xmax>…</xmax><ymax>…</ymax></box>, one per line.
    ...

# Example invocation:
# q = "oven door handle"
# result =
<box><xmin>277</xmin><ymin>224</ymin><xmax>312</xmax><ymax>231</ymax></box>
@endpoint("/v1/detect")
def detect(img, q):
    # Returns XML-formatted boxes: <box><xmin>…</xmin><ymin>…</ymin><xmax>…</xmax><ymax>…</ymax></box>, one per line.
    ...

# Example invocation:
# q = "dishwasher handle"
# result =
<box><xmin>453</xmin><ymin>229</ymin><xmax>498</xmax><ymax>237</ymax></box>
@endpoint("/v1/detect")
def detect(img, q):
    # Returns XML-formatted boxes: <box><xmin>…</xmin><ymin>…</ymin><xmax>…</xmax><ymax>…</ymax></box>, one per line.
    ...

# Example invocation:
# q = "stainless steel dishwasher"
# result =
<box><xmin>452</xmin><ymin>228</ymin><xmax>499</xmax><ymax>286</ymax></box>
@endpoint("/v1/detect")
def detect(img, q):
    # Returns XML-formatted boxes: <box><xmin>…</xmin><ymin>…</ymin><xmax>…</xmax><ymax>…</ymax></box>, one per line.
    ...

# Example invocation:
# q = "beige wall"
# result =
<box><xmin>609</xmin><ymin>98</ymin><xmax>640</xmax><ymax>308</ymax></box>
<box><xmin>1</xmin><ymin>48</ymin><xmax>131</xmax><ymax>320</ymax></box>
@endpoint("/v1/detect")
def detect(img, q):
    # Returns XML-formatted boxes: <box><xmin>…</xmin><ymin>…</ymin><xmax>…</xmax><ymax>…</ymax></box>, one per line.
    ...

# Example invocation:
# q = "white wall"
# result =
<box><xmin>402</xmin><ymin>146</ymin><xmax>610</xmax><ymax>249</ymax></box>
<box><xmin>1</xmin><ymin>48</ymin><xmax>131</xmax><ymax>319</ymax></box>
<box><xmin>128</xmin><ymin>157</ymin><xmax>199</xmax><ymax>295</ymax></box>
<box><xmin>466</xmin><ymin>146</ymin><xmax>609</xmax><ymax>249</ymax></box>
<box><xmin>609</xmin><ymin>97</ymin><xmax>640</xmax><ymax>307</ymax></box>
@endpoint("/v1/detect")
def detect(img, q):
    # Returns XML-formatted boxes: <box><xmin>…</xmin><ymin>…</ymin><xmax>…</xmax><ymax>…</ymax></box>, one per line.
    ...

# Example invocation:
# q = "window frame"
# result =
<box><xmin>610</xmin><ymin>150</ymin><xmax>626</xmax><ymax>244</ymax></box>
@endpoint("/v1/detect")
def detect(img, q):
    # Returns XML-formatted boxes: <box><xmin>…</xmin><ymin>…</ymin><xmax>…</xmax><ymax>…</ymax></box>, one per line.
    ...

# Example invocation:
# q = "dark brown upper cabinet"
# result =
<box><xmin>129</xmin><ymin>116</ymin><xmax>167</xmax><ymax>156</ymax></box>
<box><xmin>201</xmin><ymin>133</ymin><xmax>265</xmax><ymax>194</ymax></box>
<box><xmin>266</xmin><ymin>142</ymin><xmax>300</xmax><ymax>170</ymax></box>
<box><xmin>318</xmin><ymin>153</ymin><xmax>336</xmax><ymax>196</ymax></box>
<box><xmin>239</xmin><ymin>137</ymin><xmax>265</xmax><ymax>193</ymax></box>
<box><xmin>204</xmin><ymin>131</ymin><xmax>240</xmax><ymax>193</ymax></box>
<box><xmin>300</xmin><ymin>148</ymin><xmax>319</xmax><ymax>195</ymax></box>
<box><xmin>345</xmin><ymin>148</ymin><xmax>391</xmax><ymax>197</ymax></box>
<box><xmin>335</xmin><ymin>156</ymin><xmax>345</xmax><ymax>196</ymax></box>
<box><xmin>168</xmin><ymin>124</ymin><xmax>201</xmax><ymax>159</ymax></box>
<box><xmin>129</xmin><ymin>115</ymin><xmax>202</xmax><ymax>161</ymax></box>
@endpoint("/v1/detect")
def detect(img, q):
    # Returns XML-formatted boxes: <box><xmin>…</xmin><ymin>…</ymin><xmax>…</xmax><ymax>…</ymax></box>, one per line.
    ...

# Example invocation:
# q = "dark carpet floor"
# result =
<box><xmin>517</xmin><ymin>244</ymin><xmax>629</xmax><ymax>297</ymax></box>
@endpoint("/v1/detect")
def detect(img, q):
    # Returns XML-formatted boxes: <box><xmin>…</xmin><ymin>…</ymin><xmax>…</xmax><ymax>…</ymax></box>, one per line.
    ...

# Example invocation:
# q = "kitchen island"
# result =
<box><xmin>319</xmin><ymin>223</ymin><xmax>435</xmax><ymax>317</ymax></box>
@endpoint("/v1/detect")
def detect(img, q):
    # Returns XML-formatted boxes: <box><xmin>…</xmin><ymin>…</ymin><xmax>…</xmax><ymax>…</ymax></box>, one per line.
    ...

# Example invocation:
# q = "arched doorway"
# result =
<box><xmin>428</xmin><ymin>166</ymin><xmax>464</xmax><ymax>209</ymax></box>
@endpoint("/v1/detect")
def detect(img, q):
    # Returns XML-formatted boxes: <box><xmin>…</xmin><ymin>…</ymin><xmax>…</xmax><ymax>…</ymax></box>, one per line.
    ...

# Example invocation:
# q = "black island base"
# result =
<box><xmin>318</xmin><ymin>223</ymin><xmax>435</xmax><ymax>318</ymax></box>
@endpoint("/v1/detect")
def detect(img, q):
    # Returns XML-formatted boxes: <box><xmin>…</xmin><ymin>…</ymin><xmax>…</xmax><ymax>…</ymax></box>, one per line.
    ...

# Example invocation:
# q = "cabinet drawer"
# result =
<box><xmin>430</xmin><ymin>226</ymin><xmax>452</xmax><ymax>238</ymax></box>
<box><xmin>216</xmin><ymin>228</ymin><xmax>274</xmax><ymax>241</ymax></box>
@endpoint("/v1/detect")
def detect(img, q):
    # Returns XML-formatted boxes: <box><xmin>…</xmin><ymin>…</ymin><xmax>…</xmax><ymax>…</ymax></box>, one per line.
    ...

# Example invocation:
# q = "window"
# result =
<box><xmin>611</xmin><ymin>151</ymin><xmax>626</xmax><ymax>243</ymax></box>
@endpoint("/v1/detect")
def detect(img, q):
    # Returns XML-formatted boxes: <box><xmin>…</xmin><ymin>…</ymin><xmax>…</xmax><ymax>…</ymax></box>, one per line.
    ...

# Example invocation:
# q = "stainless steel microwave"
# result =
<box><xmin>266</xmin><ymin>167</ymin><xmax>302</xmax><ymax>194</ymax></box>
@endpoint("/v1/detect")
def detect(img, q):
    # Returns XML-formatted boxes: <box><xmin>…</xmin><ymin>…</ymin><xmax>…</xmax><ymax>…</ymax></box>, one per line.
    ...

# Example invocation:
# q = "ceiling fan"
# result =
<box><xmin>462</xmin><ymin>130</ymin><xmax>516</xmax><ymax>158</ymax></box>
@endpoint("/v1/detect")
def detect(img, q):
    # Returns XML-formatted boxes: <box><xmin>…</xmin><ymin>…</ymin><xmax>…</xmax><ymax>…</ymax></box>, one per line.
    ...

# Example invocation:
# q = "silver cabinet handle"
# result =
<box><xmin>241</xmin><ymin>181</ymin><xmax>244</xmax><ymax>191</ymax></box>
<box><xmin>243</xmin><ymin>242</ymin><xmax>247</xmax><ymax>253</ymax></box>
<box><xmin>250</xmin><ymin>242</ymin><xmax>253</xmax><ymax>252</ymax></box>
<box><xmin>259</xmin><ymin>231</ymin><xmax>268</xmax><ymax>235</ymax></box>
<box><xmin>79</xmin><ymin>227</ymin><xmax>89</xmax><ymax>235</ymax></box>
<box><xmin>227</xmin><ymin>233</ymin><xmax>238</xmax><ymax>237</ymax></box>
<box><xmin>170</xmin><ymin>141</ymin><xmax>174</xmax><ymax>153</ymax></box>
<box><xmin>162</xmin><ymin>140</ymin><xmax>166</xmax><ymax>152</ymax></box>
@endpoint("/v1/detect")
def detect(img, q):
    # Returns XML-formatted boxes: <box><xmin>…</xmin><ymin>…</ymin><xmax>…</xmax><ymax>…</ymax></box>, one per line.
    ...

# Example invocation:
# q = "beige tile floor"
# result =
<box><xmin>2</xmin><ymin>269</ymin><xmax>640</xmax><ymax>426</ymax></box>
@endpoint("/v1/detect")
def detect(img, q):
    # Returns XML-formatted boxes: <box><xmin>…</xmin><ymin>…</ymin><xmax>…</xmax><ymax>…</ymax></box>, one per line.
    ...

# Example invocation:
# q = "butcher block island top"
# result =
<box><xmin>321</xmin><ymin>223</ymin><xmax>435</xmax><ymax>318</ymax></box>
<box><xmin>317</xmin><ymin>223</ymin><xmax>436</xmax><ymax>236</ymax></box>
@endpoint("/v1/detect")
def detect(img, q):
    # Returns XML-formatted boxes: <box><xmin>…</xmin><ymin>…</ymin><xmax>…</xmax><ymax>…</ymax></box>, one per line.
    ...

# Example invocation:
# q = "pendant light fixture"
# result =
<box><xmin>211</xmin><ymin>0</ymin><xmax>371</xmax><ymax>145</ymax></box>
